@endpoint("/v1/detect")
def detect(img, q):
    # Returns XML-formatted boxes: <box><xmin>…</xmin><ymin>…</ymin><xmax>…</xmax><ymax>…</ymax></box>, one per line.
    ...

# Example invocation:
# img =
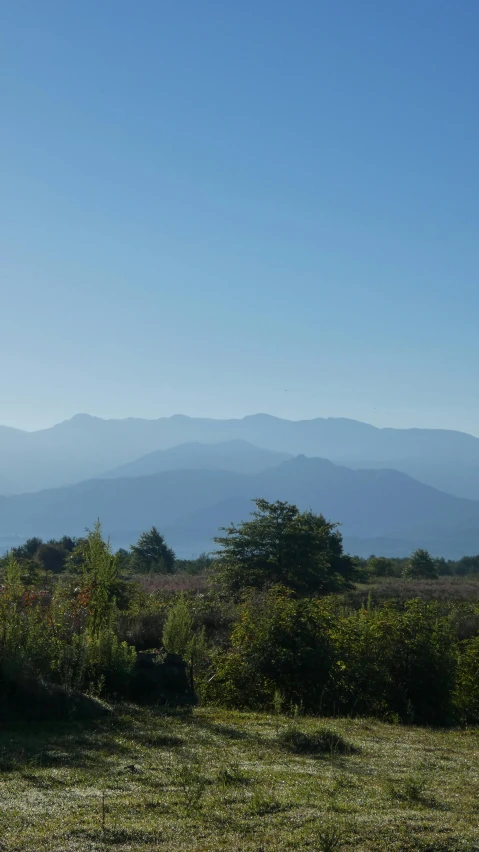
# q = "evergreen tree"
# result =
<box><xmin>131</xmin><ymin>527</ymin><xmax>175</xmax><ymax>574</ymax></box>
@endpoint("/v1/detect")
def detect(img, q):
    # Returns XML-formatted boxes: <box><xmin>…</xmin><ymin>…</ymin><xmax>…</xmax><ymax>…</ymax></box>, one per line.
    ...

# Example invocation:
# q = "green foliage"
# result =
<box><xmin>454</xmin><ymin>633</ymin><xmax>479</xmax><ymax>723</ymax></box>
<box><xmin>315</xmin><ymin>823</ymin><xmax>345</xmax><ymax>852</ymax></box>
<box><xmin>11</xmin><ymin>537</ymin><xmax>43</xmax><ymax>560</ymax></box>
<box><xmin>367</xmin><ymin>556</ymin><xmax>395</xmax><ymax>577</ymax></box>
<box><xmin>6</xmin><ymin>507</ymin><xmax>479</xmax><ymax>727</ymax></box>
<box><xmin>404</xmin><ymin>549</ymin><xmax>438</xmax><ymax>579</ymax></box>
<box><xmin>277</xmin><ymin>726</ymin><xmax>354</xmax><ymax>756</ymax></box>
<box><xmin>131</xmin><ymin>526</ymin><xmax>175</xmax><ymax>574</ymax></box>
<box><xmin>3</xmin><ymin>552</ymin><xmax>22</xmax><ymax>588</ymax></box>
<box><xmin>174</xmin><ymin>553</ymin><xmax>215</xmax><ymax>574</ymax></box>
<box><xmin>81</xmin><ymin>629</ymin><xmax>137</xmax><ymax>696</ymax></box>
<box><xmin>161</xmin><ymin>596</ymin><xmax>208</xmax><ymax>678</ymax></box>
<box><xmin>215</xmin><ymin>498</ymin><xmax>355</xmax><ymax>595</ymax></box>
<box><xmin>35</xmin><ymin>542</ymin><xmax>69</xmax><ymax>574</ymax></box>
<box><xmin>329</xmin><ymin>599</ymin><xmax>458</xmax><ymax>724</ymax></box>
<box><xmin>79</xmin><ymin>521</ymin><xmax>123</xmax><ymax>635</ymax></box>
<box><xmin>207</xmin><ymin>590</ymin><xmax>459</xmax><ymax>724</ymax></box>
<box><xmin>115</xmin><ymin>547</ymin><xmax>133</xmax><ymax>573</ymax></box>
<box><xmin>387</xmin><ymin>773</ymin><xmax>428</xmax><ymax>804</ymax></box>
<box><xmin>453</xmin><ymin>554</ymin><xmax>479</xmax><ymax>575</ymax></box>
<box><xmin>162</xmin><ymin>595</ymin><xmax>194</xmax><ymax>657</ymax></box>
<box><xmin>205</xmin><ymin>587</ymin><xmax>335</xmax><ymax>710</ymax></box>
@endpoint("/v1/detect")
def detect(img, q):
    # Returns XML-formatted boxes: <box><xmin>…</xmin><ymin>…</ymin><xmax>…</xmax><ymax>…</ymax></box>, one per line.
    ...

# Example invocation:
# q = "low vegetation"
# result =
<box><xmin>2</xmin><ymin>499</ymin><xmax>479</xmax><ymax>848</ymax></box>
<box><xmin>1</xmin><ymin>706</ymin><xmax>479</xmax><ymax>851</ymax></box>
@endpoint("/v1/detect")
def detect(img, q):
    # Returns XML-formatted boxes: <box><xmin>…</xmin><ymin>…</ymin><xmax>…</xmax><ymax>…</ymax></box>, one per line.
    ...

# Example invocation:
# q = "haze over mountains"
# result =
<box><xmin>2</xmin><ymin>413</ymin><xmax>479</xmax><ymax>558</ymax></box>
<box><xmin>2</xmin><ymin>413</ymin><xmax>479</xmax><ymax>497</ymax></box>
<box><xmin>1</xmin><ymin>455</ymin><xmax>479</xmax><ymax>559</ymax></box>
<box><xmin>102</xmin><ymin>440</ymin><xmax>292</xmax><ymax>479</ymax></box>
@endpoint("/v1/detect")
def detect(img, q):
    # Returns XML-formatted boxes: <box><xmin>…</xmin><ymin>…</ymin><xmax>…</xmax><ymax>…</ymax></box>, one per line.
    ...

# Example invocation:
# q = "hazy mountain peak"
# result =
<box><xmin>102</xmin><ymin>439</ymin><xmax>292</xmax><ymax>479</ymax></box>
<box><xmin>60</xmin><ymin>413</ymin><xmax>99</xmax><ymax>426</ymax></box>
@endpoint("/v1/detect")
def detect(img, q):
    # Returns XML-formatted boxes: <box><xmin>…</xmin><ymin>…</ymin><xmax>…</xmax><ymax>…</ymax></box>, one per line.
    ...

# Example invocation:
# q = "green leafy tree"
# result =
<box><xmin>403</xmin><ymin>549</ymin><xmax>438</xmax><ymax>579</ymax></box>
<box><xmin>131</xmin><ymin>527</ymin><xmax>175</xmax><ymax>574</ymax></box>
<box><xmin>214</xmin><ymin>499</ymin><xmax>355</xmax><ymax>595</ymax></box>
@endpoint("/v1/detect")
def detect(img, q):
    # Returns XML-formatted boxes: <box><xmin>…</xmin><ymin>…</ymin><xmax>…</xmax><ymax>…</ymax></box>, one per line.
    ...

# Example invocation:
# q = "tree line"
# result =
<box><xmin>4</xmin><ymin>499</ymin><xmax>478</xmax><ymax>589</ymax></box>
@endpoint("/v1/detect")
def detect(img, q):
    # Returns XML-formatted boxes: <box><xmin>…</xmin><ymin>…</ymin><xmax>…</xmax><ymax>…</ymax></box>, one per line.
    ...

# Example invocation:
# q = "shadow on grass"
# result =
<box><xmin>0</xmin><ymin>718</ymin><xmax>131</xmax><ymax>774</ymax></box>
<box><xmin>196</xmin><ymin>721</ymin><xmax>251</xmax><ymax>741</ymax></box>
<box><xmin>131</xmin><ymin>731</ymin><xmax>185</xmax><ymax>748</ymax></box>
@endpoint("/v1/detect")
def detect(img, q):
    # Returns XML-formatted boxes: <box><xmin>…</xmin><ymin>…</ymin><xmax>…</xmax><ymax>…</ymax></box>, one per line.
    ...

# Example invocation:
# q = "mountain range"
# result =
<box><xmin>2</xmin><ymin>413</ymin><xmax>479</xmax><ymax>498</ymax></box>
<box><xmin>2</xmin><ymin>413</ymin><xmax>479</xmax><ymax>558</ymax></box>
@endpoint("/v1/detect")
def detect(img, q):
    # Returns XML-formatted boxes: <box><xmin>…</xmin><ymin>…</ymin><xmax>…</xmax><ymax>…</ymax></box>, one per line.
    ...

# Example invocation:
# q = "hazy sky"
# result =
<box><xmin>2</xmin><ymin>1</ymin><xmax>478</xmax><ymax>434</ymax></box>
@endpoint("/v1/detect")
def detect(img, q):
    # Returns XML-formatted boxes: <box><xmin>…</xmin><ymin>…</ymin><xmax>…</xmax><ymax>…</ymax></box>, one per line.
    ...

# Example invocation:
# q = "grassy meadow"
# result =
<box><xmin>1</xmin><ymin>705</ymin><xmax>479</xmax><ymax>852</ymax></box>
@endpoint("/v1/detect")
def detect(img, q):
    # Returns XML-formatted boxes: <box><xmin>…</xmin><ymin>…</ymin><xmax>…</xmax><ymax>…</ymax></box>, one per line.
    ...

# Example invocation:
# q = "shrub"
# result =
<box><xmin>81</xmin><ymin>629</ymin><xmax>137</xmax><ymax>697</ymax></box>
<box><xmin>454</xmin><ymin>633</ymin><xmax>479</xmax><ymax>723</ymax></box>
<box><xmin>403</xmin><ymin>549</ymin><xmax>438</xmax><ymax>580</ymax></box>
<box><xmin>162</xmin><ymin>595</ymin><xmax>193</xmax><ymax>657</ymax></box>
<box><xmin>204</xmin><ymin>587</ymin><xmax>336</xmax><ymax>711</ymax></box>
<box><xmin>277</xmin><ymin>726</ymin><xmax>355</xmax><ymax>756</ymax></box>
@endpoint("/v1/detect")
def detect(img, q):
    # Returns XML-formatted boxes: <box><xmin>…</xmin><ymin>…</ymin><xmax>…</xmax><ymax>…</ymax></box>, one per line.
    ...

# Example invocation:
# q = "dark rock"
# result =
<box><xmin>129</xmin><ymin>652</ymin><xmax>197</xmax><ymax>705</ymax></box>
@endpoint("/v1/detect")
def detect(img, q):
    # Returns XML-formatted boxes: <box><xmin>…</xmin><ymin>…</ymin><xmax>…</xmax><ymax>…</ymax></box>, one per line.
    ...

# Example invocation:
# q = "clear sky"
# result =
<box><xmin>1</xmin><ymin>0</ymin><xmax>478</xmax><ymax>434</ymax></box>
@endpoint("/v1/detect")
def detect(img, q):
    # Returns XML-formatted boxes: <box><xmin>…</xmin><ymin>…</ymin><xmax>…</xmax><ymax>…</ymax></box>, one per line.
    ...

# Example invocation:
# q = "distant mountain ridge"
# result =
<box><xmin>2</xmin><ymin>412</ymin><xmax>479</xmax><ymax>498</ymax></box>
<box><xmin>102</xmin><ymin>440</ymin><xmax>292</xmax><ymax>478</ymax></box>
<box><xmin>1</xmin><ymin>455</ymin><xmax>479</xmax><ymax>559</ymax></box>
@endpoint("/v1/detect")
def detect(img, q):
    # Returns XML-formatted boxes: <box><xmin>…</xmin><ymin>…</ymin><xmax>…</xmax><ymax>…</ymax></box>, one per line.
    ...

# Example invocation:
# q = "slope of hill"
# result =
<box><xmin>1</xmin><ymin>456</ymin><xmax>479</xmax><ymax>558</ymax></box>
<box><xmin>2</xmin><ymin>413</ymin><xmax>479</xmax><ymax>497</ymax></box>
<box><xmin>102</xmin><ymin>440</ymin><xmax>292</xmax><ymax>478</ymax></box>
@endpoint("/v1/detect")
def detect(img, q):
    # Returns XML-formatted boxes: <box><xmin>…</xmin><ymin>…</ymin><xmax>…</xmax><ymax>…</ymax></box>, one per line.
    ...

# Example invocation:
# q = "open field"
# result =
<box><xmin>1</xmin><ymin>706</ymin><xmax>479</xmax><ymax>851</ymax></box>
<box><xmin>345</xmin><ymin>576</ymin><xmax>479</xmax><ymax>606</ymax></box>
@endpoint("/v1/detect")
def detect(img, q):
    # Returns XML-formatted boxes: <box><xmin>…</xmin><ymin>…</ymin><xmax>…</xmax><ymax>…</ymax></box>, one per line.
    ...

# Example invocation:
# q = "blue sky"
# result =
<box><xmin>1</xmin><ymin>0</ymin><xmax>478</xmax><ymax>433</ymax></box>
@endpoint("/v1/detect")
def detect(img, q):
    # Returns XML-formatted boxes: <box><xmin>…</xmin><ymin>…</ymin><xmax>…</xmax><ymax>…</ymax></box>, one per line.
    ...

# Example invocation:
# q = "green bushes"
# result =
<box><xmin>0</xmin><ymin>528</ymin><xmax>137</xmax><ymax>708</ymax></box>
<box><xmin>205</xmin><ymin>588</ymin><xmax>335</xmax><ymax>711</ymax></box>
<box><xmin>6</xmin><ymin>516</ymin><xmax>479</xmax><ymax>726</ymax></box>
<box><xmin>455</xmin><ymin>634</ymin><xmax>479</xmax><ymax>723</ymax></box>
<box><xmin>205</xmin><ymin>588</ymin><xmax>473</xmax><ymax>724</ymax></box>
<box><xmin>329</xmin><ymin>600</ymin><xmax>457</xmax><ymax>724</ymax></box>
<box><xmin>79</xmin><ymin>630</ymin><xmax>137</xmax><ymax>696</ymax></box>
<box><xmin>0</xmin><ymin>585</ymin><xmax>136</xmax><ymax>701</ymax></box>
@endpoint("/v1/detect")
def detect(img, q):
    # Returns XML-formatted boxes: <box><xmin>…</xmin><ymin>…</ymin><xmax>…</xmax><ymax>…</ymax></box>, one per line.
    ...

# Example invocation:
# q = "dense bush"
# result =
<box><xmin>204</xmin><ymin>588</ymin><xmax>336</xmax><ymax>711</ymax></box>
<box><xmin>205</xmin><ymin>588</ymin><xmax>464</xmax><ymax>724</ymax></box>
